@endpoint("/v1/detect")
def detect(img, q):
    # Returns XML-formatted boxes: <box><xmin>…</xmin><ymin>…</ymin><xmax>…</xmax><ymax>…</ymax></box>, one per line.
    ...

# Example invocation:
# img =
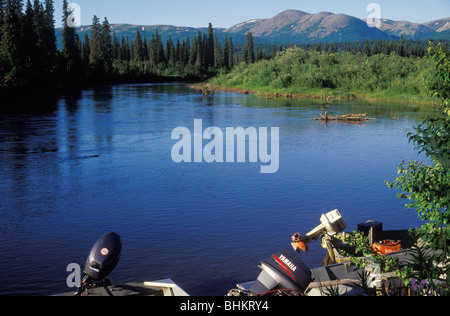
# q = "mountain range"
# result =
<box><xmin>224</xmin><ymin>9</ymin><xmax>450</xmax><ymax>43</ymax></box>
<box><xmin>59</xmin><ymin>9</ymin><xmax>450</xmax><ymax>47</ymax></box>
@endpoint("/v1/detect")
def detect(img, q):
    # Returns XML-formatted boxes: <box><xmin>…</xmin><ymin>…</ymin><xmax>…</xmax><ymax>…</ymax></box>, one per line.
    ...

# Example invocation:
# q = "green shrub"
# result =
<box><xmin>210</xmin><ymin>46</ymin><xmax>434</xmax><ymax>102</ymax></box>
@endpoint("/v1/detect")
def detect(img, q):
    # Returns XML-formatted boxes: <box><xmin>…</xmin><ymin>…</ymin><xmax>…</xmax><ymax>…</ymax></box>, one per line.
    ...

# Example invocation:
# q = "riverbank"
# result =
<box><xmin>188</xmin><ymin>83</ymin><xmax>436</xmax><ymax>106</ymax></box>
<box><xmin>199</xmin><ymin>47</ymin><xmax>436</xmax><ymax>106</ymax></box>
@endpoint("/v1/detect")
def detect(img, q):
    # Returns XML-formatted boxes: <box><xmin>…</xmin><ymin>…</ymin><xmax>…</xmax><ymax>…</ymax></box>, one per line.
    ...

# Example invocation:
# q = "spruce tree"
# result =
<box><xmin>32</xmin><ymin>0</ymin><xmax>44</xmax><ymax>62</ymax></box>
<box><xmin>112</xmin><ymin>32</ymin><xmax>120</xmax><ymax>60</ymax></box>
<box><xmin>228</xmin><ymin>36</ymin><xmax>234</xmax><ymax>69</ymax></box>
<box><xmin>194</xmin><ymin>31</ymin><xmax>203</xmax><ymax>66</ymax></box>
<box><xmin>148</xmin><ymin>33</ymin><xmax>156</xmax><ymax>65</ymax></box>
<box><xmin>81</xmin><ymin>33</ymin><xmax>90</xmax><ymax>63</ymax></box>
<box><xmin>201</xmin><ymin>33</ymin><xmax>207</xmax><ymax>67</ymax></box>
<box><xmin>214</xmin><ymin>34</ymin><xmax>223</xmax><ymax>68</ymax></box>
<box><xmin>329</xmin><ymin>42</ymin><xmax>335</xmax><ymax>54</ymax></box>
<box><xmin>125</xmin><ymin>37</ymin><xmax>131</xmax><ymax>61</ymax></box>
<box><xmin>354</xmin><ymin>42</ymin><xmax>362</xmax><ymax>54</ymax></box>
<box><xmin>30</xmin><ymin>0</ymin><xmax>57</xmax><ymax>72</ymax></box>
<box><xmin>206</xmin><ymin>23</ymin><xmax>214</xmax><ymax>67</ymax></box>
<box><xmin>381</xmin><ymin>40</ymin><xmax>388</xmax><ymax>55</ymax></box>
<box><xmin>143</xmin><ymin>36</ymin><xmax>148</xmax><ymax>61</ymax></box>
<box><xmin>118</xmin><ymin>35</ymin><xmax>127</xmax><ymax>61</ymax></box>
<box><xmin>372</xmin><ymin>40</ymin><xmax>379</xmax><ymax>55</ymax></box>
<box><xmin>398</xmin><ymin>35</ymin><xmax>405</xmax><ymax>57</ymax></box>
<box><xmin>189</xmin><ymin>35</ymin><xmax>198</xmax><ymax>66</ymax></box>
<box><xmin>0</xmin><ymin>0</ymin><xmax>24</xmax><ymax>87</ymax></box>
<box><xmin>346</xmin><ymin>42</ymin><xmax>351</xmax><ymax>53</ymax></box>
<box><xmin>101</xmin><ymin>17</ymin><xmax>112</xmax><ymax>71</ymax></box>
<box><xmin>89</xmin><ymin>15</ymin><xmax>102</xmax><ymax>72</ymax></box>
<box><xmin>133</xmin><ymin>29</ymin><xmax>144</xmax><ymax>62</ymax></box>
<box><xmin>271</xmin><ymin>44</ymin><xmax>277</xmax><ymax>57</ymax></box>
<box><xmin>165</xmin><ymin>36</ymin><xmax>175</xmax><ymax>65</ymax></box>
<box><xmin>364</xmin><ymin>39</ymin><xmax>371</xmax><ymax>56</ymax></box>
<box><xmin>23</xmin><ymin>0</ymin><xmax>37</xmax><ymax>65</ymax></box>
<box><xmin>182</xmin><ymin>35</ymin><xmax>190</xmax><ymax>65</ymax></box>
<box><xmin>43</xmin><ymin>0</ymin><xmax>56</xmax><ymax>58</ymax></box>
<box><xmin>223</xmin><ymin>35</ymin><xmax>229</xmax><ymax>69</ymax></box>
<box><xmin>61</xmin><ymin>0</ymin><xmax>81</xmax><ymax>70</ymax></box>
<box><xmin>244</xmin><ymin>32</ymin><xmax>255</xmax><ymax>64</ymax></box>
<box><xmin>175</xmin><ymin>39</ymin><xmax>181</xmax><ymax>63</ymax></box>
<box><xmin>152</xmin><ymin>28</ymin><xmax>164</xmax><ymax>64</ymax></box>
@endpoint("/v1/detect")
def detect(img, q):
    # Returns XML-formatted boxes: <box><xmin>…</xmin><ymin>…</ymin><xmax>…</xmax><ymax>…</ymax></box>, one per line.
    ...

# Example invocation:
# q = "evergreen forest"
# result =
<box><xmin>0</xmin><ymin>0</ymin><xmax>448</xmax><ymax>103</ymax></box>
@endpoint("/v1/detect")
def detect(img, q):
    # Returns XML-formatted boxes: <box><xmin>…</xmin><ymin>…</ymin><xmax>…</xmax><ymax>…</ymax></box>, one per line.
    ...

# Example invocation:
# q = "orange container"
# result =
<box><xmin>373</xmin><ymin>240</ymin><xmax>402</xmax><ymax>255</ymax></box>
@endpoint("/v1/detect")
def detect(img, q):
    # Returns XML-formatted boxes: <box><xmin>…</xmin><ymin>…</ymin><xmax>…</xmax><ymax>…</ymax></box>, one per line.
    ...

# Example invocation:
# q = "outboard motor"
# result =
<box><xmin>75</xmin><ymin>232</ymin><xmax>122</xmax><ymax>296</ymax></box>
<box><xmin>248</xmin><ymin>247</ymin><xmax>312</xmax><ymax>296</ymax></box>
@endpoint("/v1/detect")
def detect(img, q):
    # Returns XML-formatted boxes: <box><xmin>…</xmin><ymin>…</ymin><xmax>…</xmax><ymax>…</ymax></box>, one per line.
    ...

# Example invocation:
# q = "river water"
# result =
<box><xmin>0</xmin><ymin>83</ymin><xmax>430</xmax><ymax>296</ymax></box>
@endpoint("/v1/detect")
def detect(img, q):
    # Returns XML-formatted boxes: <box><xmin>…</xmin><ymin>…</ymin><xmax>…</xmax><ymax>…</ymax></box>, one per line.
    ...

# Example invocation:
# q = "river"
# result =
<box><xmin>0</xmin><ymin>83</ymin><xmax>430</xmax><ymax>296</ymax></box>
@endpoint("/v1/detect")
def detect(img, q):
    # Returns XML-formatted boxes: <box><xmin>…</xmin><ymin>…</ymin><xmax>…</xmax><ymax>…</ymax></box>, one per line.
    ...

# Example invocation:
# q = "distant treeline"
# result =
<box><xmin>289</xmin><ymin>36</ymin><xmax>448</xmax><ymax>58</ymax></box>
<box><xmin>0</xmin><ymin>0</ymin><xmax>235</xmax><ymax>92</ymax></box>
<box><xmin>0</xmin><ymin>0</ymin><xmax>448</xmax><ymax>96</ymax></box>
<box><xmin>109</xmin><ymin>23</ymin><xmax>236</xmax><ymax>81</ymax></box>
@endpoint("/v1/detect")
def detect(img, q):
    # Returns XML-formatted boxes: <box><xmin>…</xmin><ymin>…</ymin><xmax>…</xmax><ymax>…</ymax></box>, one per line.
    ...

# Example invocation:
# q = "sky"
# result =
<box><xmin>53</xmin><ymin>0</ymin><xmax>450</xmax><ymax>28</ymax></box>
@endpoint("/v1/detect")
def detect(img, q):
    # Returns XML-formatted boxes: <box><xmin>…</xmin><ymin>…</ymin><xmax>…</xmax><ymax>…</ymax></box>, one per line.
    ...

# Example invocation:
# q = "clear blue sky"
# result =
<box><xmin>54</xmin><ymin>0</ymin><xmax>450</xmax><ymax>28</ymax></box>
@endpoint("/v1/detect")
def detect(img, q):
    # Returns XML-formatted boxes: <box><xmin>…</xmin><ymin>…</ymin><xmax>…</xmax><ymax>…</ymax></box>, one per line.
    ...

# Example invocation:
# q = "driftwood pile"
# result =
<box><xmin>314</xmin><ymin>112</ymin><xmax>375</xmax><ymax>122</ymax></box>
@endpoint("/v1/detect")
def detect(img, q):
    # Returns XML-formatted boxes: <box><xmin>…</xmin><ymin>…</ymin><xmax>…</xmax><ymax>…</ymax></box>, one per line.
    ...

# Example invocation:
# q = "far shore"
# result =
<box><xmin>187</xmin><ymin>83</ymin><xmax>436</xmax><ymax>106</ymax></box>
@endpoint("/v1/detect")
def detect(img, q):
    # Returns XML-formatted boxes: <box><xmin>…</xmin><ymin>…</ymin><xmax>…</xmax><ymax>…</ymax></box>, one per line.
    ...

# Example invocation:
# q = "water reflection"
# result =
<box><xmin>60</xmin><ymin>91</ymin><xmax>81</xmax><ymax>158</ymax></box>
<box><xmin>0</xmin><ymin>104</ymin><xmax>60</xmax><ymax>225</ymax></box>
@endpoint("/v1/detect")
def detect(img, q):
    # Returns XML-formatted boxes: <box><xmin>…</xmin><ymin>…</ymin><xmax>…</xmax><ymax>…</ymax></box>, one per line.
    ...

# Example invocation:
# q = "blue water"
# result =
<box><xmin>0</xmin><ymin>83</ymin><xmax>429</xmax><ymax>296</ymax></box>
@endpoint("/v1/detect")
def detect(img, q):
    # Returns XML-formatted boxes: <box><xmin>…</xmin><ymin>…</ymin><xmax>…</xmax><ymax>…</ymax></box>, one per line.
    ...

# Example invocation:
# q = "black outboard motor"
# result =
<box><xmin>75</xmin><ymin>232</ymin><xmax>122</xmax><ymax>296</ymax></box>
<box><xmin>249</xmin><ymin>247</ymin><xmax>312</xmax><ymax>296</ymax></box>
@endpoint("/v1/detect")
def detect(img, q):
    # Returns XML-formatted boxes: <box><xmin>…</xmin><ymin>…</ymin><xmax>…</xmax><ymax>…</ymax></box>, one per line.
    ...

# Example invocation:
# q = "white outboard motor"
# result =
<box><xmin>75</xmin><ymin>232</ymin><xmax>122</xmax><ymax>296</ymax></box>
<box><xmin>248</xmin><ymin>247</ymin><xmax>312</xmax><ymax>296</ymax></box>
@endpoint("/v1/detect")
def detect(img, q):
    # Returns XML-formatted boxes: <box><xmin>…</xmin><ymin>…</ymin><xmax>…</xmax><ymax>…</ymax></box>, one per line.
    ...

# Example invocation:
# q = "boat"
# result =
<box><xmin>55</xmin><ymin>278</ymin><xmax>189</xmax><ymax>296</ymax></box>
<box><xmin>231</xmin><ymin>248</ymin><xmax>414</xmax><ymax>296</ymax></box>
<box><xmin>57</xmin><ymin>213</ymin><xmax>417</xmax><ymax>297</ymax></box>
<box><xmin>229</xmin><ymin>213</ymin><xmax>418</xmax><ymax>297</ymax></box>
<box><xmin>55</xmin><ymin>233</ymin><xmax>190</xmax><ymax>297</ymax></box>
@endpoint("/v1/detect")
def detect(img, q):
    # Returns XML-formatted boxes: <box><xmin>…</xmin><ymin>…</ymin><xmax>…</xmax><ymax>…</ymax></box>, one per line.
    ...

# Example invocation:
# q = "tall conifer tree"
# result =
<box><xmin>101</xmin><ymin>17</ymin><xmax>112</xmax><ymax>72</ymax></box>
<box><xmin>206</xmin><ymin>23</ymin><xmax>214</xmax><ymax>67</ymax></box>
<box><xmin>112</xmin><ymin>32</ymin><xmax>120</xmax><ymax>60</ymax></box>
<box><xmin>189</xmin><ymin>35</ymin><xmax>198</xmax><ymax>66</ymax></box>
<box><xmin>61</xmin><ymin>0</ymin><xmax>81</xmax><ymax>71</ymax></box>
<box><xmin>244</xmin><ymin>32</ymin><xmax>255</xmax><ymax>64</ymax></box>
<box><xmin>43</xmin><ymin>0</ymin><xmax>56</xmax><ymax>57</ymax></box>
<box><xmin>0</xmin><ymin>0</ymin><xmax>24</xmax><ymax>86</ymax></box>
<box><xmin>81</xmin><ymin>33</ymin><xmax>90</xmax><ymax>63</ymax></box>
<box><xmin>89</xmin><ymin>15</ymin><xmax>102</xmax><ymax>72</ymax></box>
<box><xmin>223</xmin><ymin>35</ymin><xmax>229</xmax><ymax>69</ymax></box>
<box><xmin>214</xmin><ymin>34</ymin><xmax>223</xmax><ymax>68</ymax></box>
<box><xmin>228</xmin><ymin>36</ymin><xmax>234</xmax><ymax>69</ymax></box>
<box><xmin>23</xmin><ymin>0</ymin><xmax>37</xmax><ymax>65</ymax></box>
<box><xmin>133</xmin><ymin>29</ymin><xmax>144</xmax><ymax>62</ymax></box>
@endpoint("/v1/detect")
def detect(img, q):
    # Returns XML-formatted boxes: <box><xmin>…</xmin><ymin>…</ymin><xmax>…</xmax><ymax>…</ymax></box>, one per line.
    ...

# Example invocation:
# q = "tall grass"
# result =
<box><xmin>209</xmin><ymin>47</ymin><xmax>434</xmax><ymax>103</ymax></box>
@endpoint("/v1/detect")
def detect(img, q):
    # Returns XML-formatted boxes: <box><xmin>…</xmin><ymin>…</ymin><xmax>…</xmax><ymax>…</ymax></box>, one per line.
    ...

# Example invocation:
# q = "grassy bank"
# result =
<box><xmin>207</xmin><ymin>47</ymin><xmax>436</xmax><ymax>104</ymax></box>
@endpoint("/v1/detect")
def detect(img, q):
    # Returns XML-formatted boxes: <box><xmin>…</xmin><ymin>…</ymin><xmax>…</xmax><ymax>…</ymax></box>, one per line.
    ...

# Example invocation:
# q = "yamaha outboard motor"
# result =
<box><xmin>248</xmin><ymin>247</ymin><xmax>312</xmax><ymax>296</ymax></box>
<box><xmin>75</xmin><ymin>232</ymin><xmax>122</xmax><ymax>296</ymax></box>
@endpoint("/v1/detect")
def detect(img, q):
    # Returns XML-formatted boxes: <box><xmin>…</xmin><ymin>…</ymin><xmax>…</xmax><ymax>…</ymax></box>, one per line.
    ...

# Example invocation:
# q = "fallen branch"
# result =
<box><xmin>314</xmin><ymin>112</ymin><xmax>375</xmax><ymax>122</ymax></box>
